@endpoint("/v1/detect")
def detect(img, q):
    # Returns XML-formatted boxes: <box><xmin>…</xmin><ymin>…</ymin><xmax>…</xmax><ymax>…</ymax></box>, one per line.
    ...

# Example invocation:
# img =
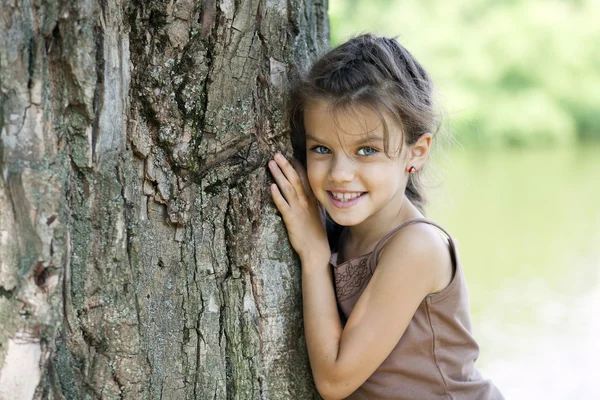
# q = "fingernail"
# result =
<box><xmin>275</xmin><ymin>153</ymin><xmax>284</xmax><ymax>161</ymax></box>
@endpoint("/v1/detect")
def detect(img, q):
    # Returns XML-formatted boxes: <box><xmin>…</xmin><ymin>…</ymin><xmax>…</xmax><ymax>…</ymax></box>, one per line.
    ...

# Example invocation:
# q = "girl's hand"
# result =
<box><xmin>268</xmin><ymin>153</ymin><xmax>330</xmax><ymax>265</ymax></box>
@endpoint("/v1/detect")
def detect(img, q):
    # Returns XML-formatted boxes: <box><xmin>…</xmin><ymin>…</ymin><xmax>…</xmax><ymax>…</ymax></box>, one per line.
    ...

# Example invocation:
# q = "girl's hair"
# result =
<box><xmin>288</xmin><ymin>34</ymin><xmax>440</xmax><ymax>213</ymax></box>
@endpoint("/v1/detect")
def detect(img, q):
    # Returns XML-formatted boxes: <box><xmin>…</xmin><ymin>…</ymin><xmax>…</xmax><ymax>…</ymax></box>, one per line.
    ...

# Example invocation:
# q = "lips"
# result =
<box><xmin>327</xmin><ymin>191</ymin><xmax>366</xmax><ymax>208</ymax></box>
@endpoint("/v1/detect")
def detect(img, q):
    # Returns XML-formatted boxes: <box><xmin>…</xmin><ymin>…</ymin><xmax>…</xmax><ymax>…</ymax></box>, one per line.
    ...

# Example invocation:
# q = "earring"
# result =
<box><xmin>408</xmin><ymin>166</ymin><xmax>417</xmax><ymax>174</ymax></box>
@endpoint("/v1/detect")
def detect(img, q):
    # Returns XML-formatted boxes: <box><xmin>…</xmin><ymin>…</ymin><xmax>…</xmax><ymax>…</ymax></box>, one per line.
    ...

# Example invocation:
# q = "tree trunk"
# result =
<box><xmin>0</xmin><ymin>0</ymin><xmax>329</xmax><ymax>398</ymax></box>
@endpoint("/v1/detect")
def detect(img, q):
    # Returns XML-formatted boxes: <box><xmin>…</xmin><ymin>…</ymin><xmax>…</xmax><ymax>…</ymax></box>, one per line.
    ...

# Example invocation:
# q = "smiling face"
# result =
<box><xmin>304</xmin><ymin>100</ymin><xmax>412</xmax><ymax>229</ymax></box>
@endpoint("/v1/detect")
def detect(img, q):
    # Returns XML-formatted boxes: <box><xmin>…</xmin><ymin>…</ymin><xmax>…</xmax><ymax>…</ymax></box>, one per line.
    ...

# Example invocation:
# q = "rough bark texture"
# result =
<box><xmin>0</xmin><ymin>0</ymin><xmax>329</xmax><ymax>398</ymax></box>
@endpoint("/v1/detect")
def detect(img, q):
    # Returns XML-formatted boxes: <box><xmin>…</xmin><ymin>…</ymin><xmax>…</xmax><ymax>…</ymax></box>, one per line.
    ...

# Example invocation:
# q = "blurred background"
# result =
<box><xmin>329</xmin><ymin>0</ymin><xmax>600</xmax><ymax>398</ymax></box>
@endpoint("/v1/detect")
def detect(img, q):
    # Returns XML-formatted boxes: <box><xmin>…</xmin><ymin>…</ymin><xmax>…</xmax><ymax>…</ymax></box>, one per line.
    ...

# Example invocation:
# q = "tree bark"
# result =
<box><xmin>0</xmin><ymin>0</ymin><xmax>329</xmax><ymax>398</ymax></box>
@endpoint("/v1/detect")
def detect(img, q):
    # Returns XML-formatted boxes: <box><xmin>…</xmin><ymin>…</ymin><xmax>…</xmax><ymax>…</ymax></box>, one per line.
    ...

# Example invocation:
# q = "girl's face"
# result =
<box><xmin>304</xmin><ymin>100</ymin><xmax>411</xmax><ymax>229</ymax></box>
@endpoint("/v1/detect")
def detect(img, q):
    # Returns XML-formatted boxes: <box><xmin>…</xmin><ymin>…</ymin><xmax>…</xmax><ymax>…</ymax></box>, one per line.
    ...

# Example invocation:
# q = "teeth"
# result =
<box><xmin>331</xmin><ymin>192</ymin><xmax>363</xmax><ymax>202</ymax></box>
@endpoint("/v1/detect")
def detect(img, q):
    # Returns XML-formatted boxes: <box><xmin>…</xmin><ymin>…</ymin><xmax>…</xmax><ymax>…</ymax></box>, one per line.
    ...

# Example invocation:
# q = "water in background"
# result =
<box><xmin>427</xmin><ymin>145</ymin><xmax>600</xmax><ymax>399</ymax></box>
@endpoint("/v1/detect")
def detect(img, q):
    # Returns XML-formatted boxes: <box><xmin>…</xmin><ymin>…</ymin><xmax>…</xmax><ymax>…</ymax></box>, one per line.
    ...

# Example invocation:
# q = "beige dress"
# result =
<box><xmin>331</xmin><ymin>218</ymin><xmax>504</xmax><ymax>400</ymax></box>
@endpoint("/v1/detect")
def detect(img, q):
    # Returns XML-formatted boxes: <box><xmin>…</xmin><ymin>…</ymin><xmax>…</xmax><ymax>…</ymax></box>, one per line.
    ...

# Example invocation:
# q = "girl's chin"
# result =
<box><xmin>324</xmin><ymin>210</ymin><xmax>364</xmax><ymax>227</ymax></box>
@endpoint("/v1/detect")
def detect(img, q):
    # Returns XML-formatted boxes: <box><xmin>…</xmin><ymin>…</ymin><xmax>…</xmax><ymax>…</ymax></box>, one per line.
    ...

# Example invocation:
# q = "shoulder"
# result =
<box><xmin>376</xmin><ymin>221</ymin><xmax>454</xmax><ymax>294</ymax></box>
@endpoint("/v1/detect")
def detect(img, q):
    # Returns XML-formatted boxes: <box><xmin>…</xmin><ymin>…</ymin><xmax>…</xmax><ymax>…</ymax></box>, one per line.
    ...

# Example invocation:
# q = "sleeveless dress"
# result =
<box><xmin>331</xmin><ymin>218</ymin><xmax>504</xmax><ymax>400</ymax></box>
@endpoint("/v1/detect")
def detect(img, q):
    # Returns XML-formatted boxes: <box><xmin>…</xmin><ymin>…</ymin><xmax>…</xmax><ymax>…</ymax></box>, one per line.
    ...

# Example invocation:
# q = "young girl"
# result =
<box><xmin>268</xmin><ymin>34</ymin><xmax>503</xmax><ymax>400</ymax></box>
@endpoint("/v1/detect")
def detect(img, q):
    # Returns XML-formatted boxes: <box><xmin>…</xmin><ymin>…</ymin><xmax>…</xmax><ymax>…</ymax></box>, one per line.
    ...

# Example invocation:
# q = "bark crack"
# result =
<box><xmin>221</xmin><ymin>190</ymin><xmax>234</xmax><ymax>400</ymax></box>
<box><xmin>191</xmin><ymin>223</ymin><xmax>205</xmax><ymax>398</ymax></box>
<box><xmin>117</xmin><ymin>161</ymin><xmax>144</xmax><ymax>339</ymax></box>
<box><xmin>190</xmin><ymin>0</ymin><xmax>222</xmax><ymax>172</ymax></box>
<box><xmin>0</xmin><ymin>285</ymin><xmax>15</xmax><ymax>299</ymax></box>
<box><xmin>111</xmin><ymin>371</ymin><xmax>125</xmax><ymax>400</ymax></box>
<box><xmin>179</xmin><ymin>233</ymin><xmax>191</xmax><ymax>390</ymax></box>
<box><xmin>62</xmin><ymin>231</ymin><xmax>74</xmax><ymax>334</ymax></box>
<box><xmin>16</xmin><ymin>104</ymin><xmax>33</xmax><ymax>139</ymax></box>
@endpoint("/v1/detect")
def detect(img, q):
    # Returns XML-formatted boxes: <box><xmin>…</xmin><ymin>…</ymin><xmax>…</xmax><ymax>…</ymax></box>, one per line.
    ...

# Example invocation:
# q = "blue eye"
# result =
<box><xmin>357</xmin><ymin>147</ymin><xmax>378</xmax><ymax>156</ymax></box>
<box><xmin>311</xmin><ymin>145</ymin><xmax>331</xmax><ymax>154</ymax></box>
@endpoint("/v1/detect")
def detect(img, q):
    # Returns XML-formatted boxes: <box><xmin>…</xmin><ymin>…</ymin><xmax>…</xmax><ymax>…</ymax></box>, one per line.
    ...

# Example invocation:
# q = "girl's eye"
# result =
<box><xmin>311</xmin><ymin>145</ymin><xmax>331</xmax><ymax>154</ymax></box>
<box><xmin>357</xmin><ymin>146</ymin><xmax>378</xmax><ymax>156</ymax></box>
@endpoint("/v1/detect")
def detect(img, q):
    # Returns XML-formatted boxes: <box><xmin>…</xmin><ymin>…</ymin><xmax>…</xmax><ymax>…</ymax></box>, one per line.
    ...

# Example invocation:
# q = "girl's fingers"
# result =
<box><xmin>273</xmin><ymin>154</ymin><xmax>306</xmax><ymax>197</ymax></box>
<box><xmin>291</xmin><ymin>158</ymin><xmax>314</xmax><ymax>198</ymax></box>
<box><xmin>270</xmin><ymin>183</ymin><xmax>290</xmax><ymax>214</ymax></box>
<box><xmin>268</xmin><ymin>160</ymin><xmax>297</xmax><ymax>203</ymax></box>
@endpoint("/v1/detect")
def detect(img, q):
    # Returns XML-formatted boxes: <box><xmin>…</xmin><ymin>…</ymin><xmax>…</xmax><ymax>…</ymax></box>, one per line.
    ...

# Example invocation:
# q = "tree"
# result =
<box><xmin>0</xmin><ymin>0</ymin><xmax>328</xmax><ymax>398</ymax></box>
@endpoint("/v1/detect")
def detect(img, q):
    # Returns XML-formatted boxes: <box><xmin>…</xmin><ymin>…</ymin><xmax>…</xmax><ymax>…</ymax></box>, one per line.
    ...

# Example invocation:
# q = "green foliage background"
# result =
<box><xmin>329</xmin><ymin>0</ymin><xmax>600</xmax><ymax>148</ymax></box>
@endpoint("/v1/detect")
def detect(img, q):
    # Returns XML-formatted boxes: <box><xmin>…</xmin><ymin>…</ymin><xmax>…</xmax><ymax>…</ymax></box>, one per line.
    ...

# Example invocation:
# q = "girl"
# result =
<box><xmin>268</xmin><ymin>34</ymin><xmax>503</xmax><ymax>400</ymax></box>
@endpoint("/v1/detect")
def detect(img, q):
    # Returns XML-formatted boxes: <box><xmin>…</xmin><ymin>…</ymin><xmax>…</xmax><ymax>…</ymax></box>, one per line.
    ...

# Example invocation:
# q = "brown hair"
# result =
<box><xmin>288</xmin><ymin>34</ymin><xmax>440</xmax><ymax>213</ymax></box>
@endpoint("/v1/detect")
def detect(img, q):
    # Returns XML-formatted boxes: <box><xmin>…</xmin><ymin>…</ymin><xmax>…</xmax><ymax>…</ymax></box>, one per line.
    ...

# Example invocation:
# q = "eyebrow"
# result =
<box><xmin>305</xmin><ymin>133</ymin><xmax>385</xmax><ymax>146</ymax></box>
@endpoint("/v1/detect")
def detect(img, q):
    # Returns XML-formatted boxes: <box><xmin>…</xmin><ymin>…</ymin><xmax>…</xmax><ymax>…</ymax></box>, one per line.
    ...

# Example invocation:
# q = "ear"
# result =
<box><xmin>407</xmin><ymin>133</ymin><xmax>432</xmax><ymax>170</ymax></box>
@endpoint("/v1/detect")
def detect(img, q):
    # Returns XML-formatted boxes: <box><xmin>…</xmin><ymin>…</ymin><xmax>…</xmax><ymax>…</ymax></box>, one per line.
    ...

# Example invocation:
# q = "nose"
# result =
<box><xmin>329</xmin><ymin>154</ymin><xmax>355</xmax><ymax>184</ymax></box>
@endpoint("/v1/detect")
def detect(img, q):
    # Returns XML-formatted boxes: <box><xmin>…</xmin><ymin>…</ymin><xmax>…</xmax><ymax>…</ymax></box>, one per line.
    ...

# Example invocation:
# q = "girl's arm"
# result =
<box><xmin>301</xmin><ymin>227</ymin><xmax>450</xmax><ymax>399</ymax></box>
<box><xmin>269</xmin><ymin>154</ymin><xmax>451</xmax><ymax>400</ymax></box>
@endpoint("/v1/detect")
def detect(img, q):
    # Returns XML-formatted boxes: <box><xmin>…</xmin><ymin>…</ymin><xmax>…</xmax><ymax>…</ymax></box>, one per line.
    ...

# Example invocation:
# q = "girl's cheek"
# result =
<box><xmin>306</xmin><ymin>170</ymin><xmax>317</xmax><ymax>189</ymax></box>
<box><xmin>306</xmin><ymin>167</ymin><xmax>323</xmax><ymax>193</ymax></box>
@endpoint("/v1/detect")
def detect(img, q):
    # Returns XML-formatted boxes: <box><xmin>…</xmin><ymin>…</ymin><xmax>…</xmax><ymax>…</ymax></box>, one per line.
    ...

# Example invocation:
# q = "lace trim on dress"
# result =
<box><xmin>334</xmin><ymin>257</ymin><xmax>372</xmax><ymax>302</ymax></box>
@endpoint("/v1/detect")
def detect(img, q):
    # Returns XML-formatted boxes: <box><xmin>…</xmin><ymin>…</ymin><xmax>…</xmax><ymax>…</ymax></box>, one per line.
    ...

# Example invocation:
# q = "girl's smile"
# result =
<box><xmin>328</xmin><ymin>191</ymin><xmax>367</xmax><ymax>208</ymax></box>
